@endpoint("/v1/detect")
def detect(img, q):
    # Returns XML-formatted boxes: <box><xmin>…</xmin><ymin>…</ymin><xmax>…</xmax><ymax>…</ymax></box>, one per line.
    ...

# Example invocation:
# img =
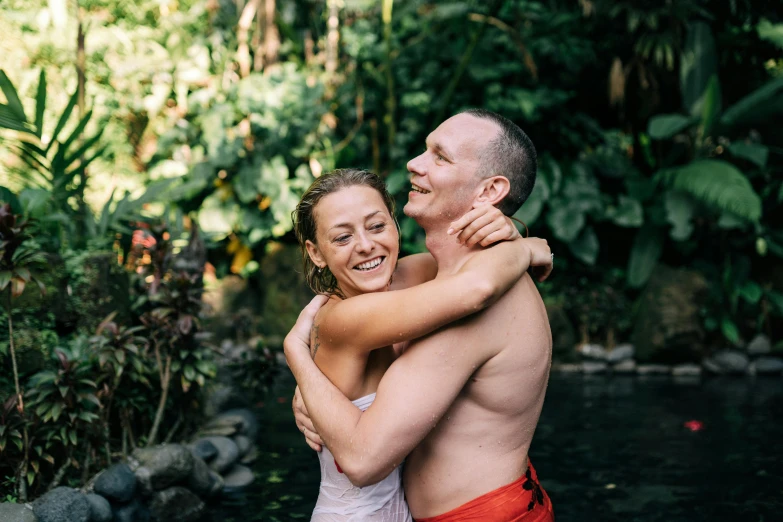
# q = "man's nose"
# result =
<box><xmin>407</xmin><ymin>152</ymin><xmax>426</xmax><ymax>176</ymax></box>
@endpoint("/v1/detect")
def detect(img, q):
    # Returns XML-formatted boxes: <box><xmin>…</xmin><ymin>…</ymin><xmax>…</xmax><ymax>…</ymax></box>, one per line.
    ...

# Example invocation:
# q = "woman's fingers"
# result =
<box><xmin>457</xmin><ymin>212</ymin><xmax>497</xmax><ymax>245</ymax></box>
<box><xmin>464</xmin><ymin>219</ymin><xmax>505</xmax><ymax>247</ymax></box>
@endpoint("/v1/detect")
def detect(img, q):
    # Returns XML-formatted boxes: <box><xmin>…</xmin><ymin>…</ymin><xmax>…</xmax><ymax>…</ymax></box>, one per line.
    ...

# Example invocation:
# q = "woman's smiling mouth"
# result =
<box><xmin>354</xmin><ymin>256</ymin><xmax>385</xmax><ymax>272</ymax></box>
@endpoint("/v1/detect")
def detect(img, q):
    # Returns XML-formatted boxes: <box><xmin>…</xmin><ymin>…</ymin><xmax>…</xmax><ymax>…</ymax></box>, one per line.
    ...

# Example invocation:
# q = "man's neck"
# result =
<box><xmin>424</xmin><ymin>226</ymin><xmax>480</xmax><ymax>276</ymax></box>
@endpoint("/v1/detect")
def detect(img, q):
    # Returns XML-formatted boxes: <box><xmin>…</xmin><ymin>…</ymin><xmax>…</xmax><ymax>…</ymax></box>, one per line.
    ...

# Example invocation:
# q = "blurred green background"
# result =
<box><xmin>1</xmin><ymin>0</ymin><xmax>782</xmax><ymax>507</ymax></box>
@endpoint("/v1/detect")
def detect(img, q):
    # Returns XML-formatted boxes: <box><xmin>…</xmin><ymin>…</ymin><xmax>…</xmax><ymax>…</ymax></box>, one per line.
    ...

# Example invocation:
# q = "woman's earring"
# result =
<box><xmin>317</xmin><ymin>266</ymin><xmax>323</xmax><ymax>273</ymax></box>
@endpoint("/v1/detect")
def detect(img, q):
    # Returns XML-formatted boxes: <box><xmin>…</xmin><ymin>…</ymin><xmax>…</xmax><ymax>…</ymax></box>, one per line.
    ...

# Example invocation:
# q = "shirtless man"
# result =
<box><xmin>285</xmin><ymin>109</ymin><xmax>554</xmax><ymax>521</ymax></box>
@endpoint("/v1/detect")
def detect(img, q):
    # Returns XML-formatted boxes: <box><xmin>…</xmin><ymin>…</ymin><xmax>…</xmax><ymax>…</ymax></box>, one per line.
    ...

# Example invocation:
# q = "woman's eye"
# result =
<box><xmin>371</xmin><ymin>223</ymin><xmax>386</xmax><ymax>231</ymax></box>
<box><xmin>334</xmin><ymin>235</ymin><xmax>350</xmax><ymax>243</ymax></box>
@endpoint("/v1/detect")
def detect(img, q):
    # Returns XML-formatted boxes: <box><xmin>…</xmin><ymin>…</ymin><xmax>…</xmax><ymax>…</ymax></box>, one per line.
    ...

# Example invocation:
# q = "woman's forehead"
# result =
<box><xmin>315</xmin><ymin>186</ymin><xmax>390</xmax><ymax>228</ymax></box>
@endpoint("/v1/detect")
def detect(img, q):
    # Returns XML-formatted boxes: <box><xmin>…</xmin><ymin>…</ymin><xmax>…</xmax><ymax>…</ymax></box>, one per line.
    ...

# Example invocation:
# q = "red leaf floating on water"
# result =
<box><xmin>684</xmin><ymin>420</ymin><xmax>704</xmax><ymax>432</ymax></box>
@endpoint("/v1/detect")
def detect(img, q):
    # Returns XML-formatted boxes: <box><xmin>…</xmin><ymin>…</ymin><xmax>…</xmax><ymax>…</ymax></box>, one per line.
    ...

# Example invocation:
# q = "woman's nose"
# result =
<box><xmin>355</xmin><ymin>232</ymin><xmax>374</xmax><ymax>253</ymax></box>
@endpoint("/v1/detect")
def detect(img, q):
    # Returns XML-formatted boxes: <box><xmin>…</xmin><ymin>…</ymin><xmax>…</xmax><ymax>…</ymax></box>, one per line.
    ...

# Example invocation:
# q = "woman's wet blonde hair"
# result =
<box><xmin>292</xmin><ymin>169</ymin><xmax>397</xmax><ymax>297</ymax></box>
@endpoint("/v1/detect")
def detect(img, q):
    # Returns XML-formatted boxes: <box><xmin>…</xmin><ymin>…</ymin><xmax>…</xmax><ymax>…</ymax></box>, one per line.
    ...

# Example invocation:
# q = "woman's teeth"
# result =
<box><xmin>411</xmin><ymin>185</ymin><xmax>430</xmax><ymax>194</ymax></box>
<box><xmin>355</xmin><ymin>257</ymin><xmax>383</xmax><ymax>271</ymax></box>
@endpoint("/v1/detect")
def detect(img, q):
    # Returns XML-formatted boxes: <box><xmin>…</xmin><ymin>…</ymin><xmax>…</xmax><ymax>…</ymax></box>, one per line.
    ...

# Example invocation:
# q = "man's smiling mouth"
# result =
<box><xmin>411</xmin><ymin>183</ymin><xmax>431</xmax><ymax>194</ymax></box>
<box><xmin>354</xmin><ymin>256</ymin><xmax>385</xmax><ymax>271</ymax></box>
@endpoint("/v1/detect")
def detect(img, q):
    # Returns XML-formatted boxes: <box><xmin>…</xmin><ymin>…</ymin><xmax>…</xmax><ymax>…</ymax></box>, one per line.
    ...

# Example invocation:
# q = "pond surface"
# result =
<box><xmin>210</xmin><ymin>373</ymin><xmax>783</xmax><ymax>522</ymax></box>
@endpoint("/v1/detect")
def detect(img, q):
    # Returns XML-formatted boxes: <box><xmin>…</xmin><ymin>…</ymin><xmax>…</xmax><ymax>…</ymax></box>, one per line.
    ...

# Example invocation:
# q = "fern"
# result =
<box><xmin>656</xmin><ymin>159</ymin><xmax>762</xmax><ymax>222</ymax></box>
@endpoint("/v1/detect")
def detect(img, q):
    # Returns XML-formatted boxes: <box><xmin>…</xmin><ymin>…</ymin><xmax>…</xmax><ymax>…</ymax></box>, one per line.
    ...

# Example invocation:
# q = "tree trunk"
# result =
<box><xmin>382</xmin><ymin>0</ymin><xmax>396</xmax><ymax>164</ymax></box>
<box><xmin>237</xmin><ymin>0</ymin><xmax>259</xmax><ymax>78</ymax></box>
<box><xmin>263</xmin><ymin>0</ymin><xmax>279</xmax><ymax>67</ymax></box>
<box><xmin>7</xmin><ymin>291</ymin><xmax>23</xmax><ymax>414</ymax></box>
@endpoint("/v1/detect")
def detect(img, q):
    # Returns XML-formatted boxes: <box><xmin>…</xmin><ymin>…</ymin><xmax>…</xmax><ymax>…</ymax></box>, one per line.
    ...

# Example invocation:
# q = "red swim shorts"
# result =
<box><xmin>414</xmin><ymin>461</ymin><xmax>554</xmax><ymax>522</ymax></box>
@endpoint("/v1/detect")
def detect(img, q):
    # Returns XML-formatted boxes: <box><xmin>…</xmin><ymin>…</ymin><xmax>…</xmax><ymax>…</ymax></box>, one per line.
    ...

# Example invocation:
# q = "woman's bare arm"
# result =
<box><xmin>316</xmin><ymin>237</ymin><xmax>551</xmax><ymax>354</ymax></box>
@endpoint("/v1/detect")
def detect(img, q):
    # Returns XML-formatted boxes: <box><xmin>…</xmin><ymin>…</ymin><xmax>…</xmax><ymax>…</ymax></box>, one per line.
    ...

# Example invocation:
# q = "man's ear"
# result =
<box><xmin>305</xmin><ymin>240</ymin><xmax>327</xmax><ymax>270</ymax></box>
<box><xmin>474</xmin><ymin>176</ymin><xmax>511</xmax><ymax>207</ymax></box>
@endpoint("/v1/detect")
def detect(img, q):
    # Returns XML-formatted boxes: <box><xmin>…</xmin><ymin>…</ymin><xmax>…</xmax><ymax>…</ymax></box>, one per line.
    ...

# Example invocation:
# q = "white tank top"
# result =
<box><xmin>311</xmin><ymin>393</ymin><xmax>412</xmax><ymax>522</ymax></box>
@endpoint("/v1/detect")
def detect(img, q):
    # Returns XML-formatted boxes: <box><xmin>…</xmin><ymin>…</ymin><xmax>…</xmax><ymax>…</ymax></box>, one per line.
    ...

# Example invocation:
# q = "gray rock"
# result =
<box><xmin>631</xmin><ymin>266</ymin><xmax>708</xmax><ymax>362</ymax></box>
<box><xmin>84</xmin><ymin>494</ymin><xmax>112</xmax><ymax>522</ymax></box>
<box><xmin>552</xmin><ymin>363</ymin><xmax>582</xmax><ymax>373</ymax></box>
<box><xmin>576</xmin><ymin>344</ymin><xmax>606</xmax><ymax>360</ymax></box>
<box><xmin>606</xmin><ymin>344</ymin><xmax>635</xmax><ymax>363</ymax></box>
<box><xmin>582</xmin><ymin>361</ymin><xmax>608</xmax><ymax>374</ymax></box>
<box><xmin>203</xmin><ymin>384</ymin><xmax>249</xmax><ymax>418</ymax></box>
<box><xmin>131</xmin><ymin>444</ymin><xmax>194</xmax><ymax>492</ymax></box>
<box><xmin>33</xmin><ymin>487</ymin><xmax>90</xmax><ymax>522</ymax></box>
<box><xmin>112</xmin><ymin>499</ymin><xmax>149</xmax><ymax>522</ymax></box>
<box><xmin>93</xmin><ymin>463</ymin><xmax>136</xmax><ymax>503</ymax></box>
<box><xmin>190</xmin><ymin>439</ymin><xmax>218</xmax><ymax>463</ymax></box>
<box><xmin>206</xmin><ymin>409</ymin><xmax>259</xmax><ymax>440</ymax></box>
<box><xmin>222</xmin><ymin>464</ymin><xmax>255</xmax><ymax>494</ymax></box>
<box><xmin>207</xmin><ymin>471</ymin><xmax>224</xmax><ymax>497</ymax></box>
<box><xmin>233</xmin><ymin>435</ymin><xmax>252</xmax><ymax>457</ymax></box>
<box><xmin>612</xmin><ymin>360</ymin><xmax>636</xmax><ymax>374</ymax></box>
<box><xmin>750</xmin><ymin>356</ymin><xmax>783</xmax><ymax>375</ymax></box>
<box><xmin>202</xmin><ymin>436</ymin><xmax>240</xmax><ymax>474</ymax></box>
<box><xmin>636</xmin><ymin>364</ymin><xmax>671</xmax><ymax>375</ymax></box>
<box><xmin>672</xmin><ymin>364</ymin><xmax>702</xmax><ymax>376</ymax></box>
<box><xmin>0</xmin><ymin>503</ymin><xmax>37</xmax><ymax>522</ymax></box>
<box><xmin>703</xmin><ymin>350</ymin><xmax>749</xmax><ymax>375</ymax></box>
<box><xmin>148</xmin><ymin>487</ymin><xmax>205</xmax><ymax>522</ymax></box>
<box><xmin>746</xmin><ymin>334</ymin><xmax>771</xmax><ymax>355</ymax></box>
<box><xmin>187</xmin><ymin>456</ymin><xmax>213</xmax><ymax>496</ymax></box>
<box><xmin>240</xmin><ymin>445</ymin><xmax>259</xmax><ymax>465</ymax></box>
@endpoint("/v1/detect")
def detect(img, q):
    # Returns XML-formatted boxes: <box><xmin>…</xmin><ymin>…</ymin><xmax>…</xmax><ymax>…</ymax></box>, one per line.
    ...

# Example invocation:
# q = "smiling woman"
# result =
<box><xmin>289</xmin><ymin>168</ymin><xmax>553</xmax><ymax>520</ymax></box>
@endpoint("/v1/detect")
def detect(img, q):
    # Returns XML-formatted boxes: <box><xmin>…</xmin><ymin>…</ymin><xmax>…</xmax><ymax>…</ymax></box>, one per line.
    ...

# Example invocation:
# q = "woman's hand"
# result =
<box><xmin>447</xmin><ymin>203</ymin><xmax>520</xmax><ymax>247</ymax></box>
<box><xmin>524</xmin><ymin>237</ymin><xmax>553</xmax><ymax>282</ymax></box>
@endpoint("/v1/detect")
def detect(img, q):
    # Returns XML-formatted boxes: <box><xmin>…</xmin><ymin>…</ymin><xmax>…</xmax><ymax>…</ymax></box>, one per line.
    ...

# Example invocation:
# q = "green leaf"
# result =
<box><xmin>656</xmin><ymin>160</ymin><xmax>762</xmax><ymax>223</ymax></box>
<box><xmin>183</xmin><ymin>365</ymin><xmax>196</xmax><ymax>382</ymax></box>
<box><xmin>50</xmin><ymin>402</ymin><xmax>63</xmax><ymax>422</ymax></box>
<box><xmin>664</xmin><ymin>191</ymin><xmax>695</xmax><ymax>241</ymax></box>
<box><xmin>738</xmin><ymin>281</ymin><xmax>762</xmax><ymax>304</ymax></box>
<box><xmin>0</xmin><ymin>271</ymin><xmax>11</xmax><ymax>292</ymax></box>
<box><xmin>721</xmin><ymin>317</ymin><xmax>740</xmax><ymax>344</ymax></box>
<box><xmin>0</xmin><ymin>70</ymin><xmax>27</xmax><ymax>122</ymax></box>
<box><xmin>757</xmin><ymin>19</ymin><xmax>783</xmax><ymax>49</ymax></box>
<box><xmin>34</xmin><ymin>70</ymin><xmax>46</xmax><ymax>138</ymax></box>
<box><xmin>546</xmin><ymin>203</ymin><xmax>584</xmax><ymax>242</ymax></box>
<box><xmin>0</xmin><ymin>186</ymin><xmax>23</xmax><ymax>214</ymax></box>
<box><xmin>720</xmin><ymin>76</ymin><xmax>783</xmax><ymax>129</ymax></box>
<box><xmin>728</xmin><ymin>142</ymin><xmax>768</xmax><ymax>168</ymax></box>
<box><xmin>648</xmin><ymin>114</ymin><xmax>693</xmax><ymax>139</ymax></box>
<box><xmin>568</xmin><ymin>226</ymin><xmax>599</xmax><ymax>265</ymax></box>
<box><xmin>68</xmin><ymin>430</ymin><xmax>77</xmax><ymax>446</ymax></box>
<box><xmin>46</xmin><ymin>90</ymin><xmax>78</xmax><ymax>154</ymax></box>
<box><xmin>608</xmin><ymin>195</ymin><xmax>643</xmax><ymax>228</ymax></box>
<box><xmin>514</xmin><ymin>174</ymin><xmax>549</xmax><ymax>227</ymax></box>
<box><xmin>0</xmin><ymin>105</ymin><xmax>32</xmax><ymax>133</ymax></box>
<box><xmin>680</xmin><ymin>22</ymin><xmax>717</xmax><ymax>116</ymax></box>
<box><xmin>627</xmin><ymin>225</ymin><xmax>665</xmax><ymax>288</ymax></box>
<box><xmin>700</xmin><ymin>75</ymin><xmax>722</xmax><ymax>137</ymax></box>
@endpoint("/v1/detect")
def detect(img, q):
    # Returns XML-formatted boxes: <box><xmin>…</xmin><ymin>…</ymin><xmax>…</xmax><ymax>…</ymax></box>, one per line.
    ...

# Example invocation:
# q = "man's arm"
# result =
<box><xmin>286</xmin><ymin>315</ymin><xmax>490</xmax><ymax>487</ymax></box>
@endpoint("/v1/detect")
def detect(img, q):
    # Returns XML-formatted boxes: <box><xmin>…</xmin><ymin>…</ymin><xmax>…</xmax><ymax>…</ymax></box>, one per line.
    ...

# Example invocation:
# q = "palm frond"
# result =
<box><xmin>656</xmin><ymin>159</ymin><xmax>762</xmax><ymax>222</ymax></box>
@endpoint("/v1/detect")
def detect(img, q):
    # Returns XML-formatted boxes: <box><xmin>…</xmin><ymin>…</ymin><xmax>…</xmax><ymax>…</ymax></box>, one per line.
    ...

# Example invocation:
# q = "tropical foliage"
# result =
<box><xmin>0</xmin><ymin>0</ymin><xmax>782</xmax><ymax>502</ymax></box>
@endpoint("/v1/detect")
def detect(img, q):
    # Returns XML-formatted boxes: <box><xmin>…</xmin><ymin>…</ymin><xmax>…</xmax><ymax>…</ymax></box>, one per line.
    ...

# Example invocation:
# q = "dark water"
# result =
<box><xmin>211</xmin><ymin>373</ymin><xmax>783</xmax><ymax>522</ymax></box>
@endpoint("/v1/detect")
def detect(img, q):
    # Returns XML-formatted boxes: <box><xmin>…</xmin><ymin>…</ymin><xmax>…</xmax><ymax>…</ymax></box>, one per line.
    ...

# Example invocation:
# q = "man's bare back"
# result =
<box><xmin>403</xmin><ymin>273</ymin><xmax>551</xmax><ymax>517</ymax></box>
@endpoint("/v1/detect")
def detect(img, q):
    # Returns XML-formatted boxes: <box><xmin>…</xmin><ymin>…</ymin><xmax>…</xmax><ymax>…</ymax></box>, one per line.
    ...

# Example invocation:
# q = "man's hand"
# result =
<box><xmin>293</xmin><ymin>386</ymin><xmax>324</xmax><ymax>452</ymax></box>
<box><xmin>524</xmin><ymin>237</ymin><xmax>553</xmax><ymax>282</ymax></box>
<box><xmin>447</xmin><ymin>203</ymin><xmax>520</xmax><ymax>247</ymax></box>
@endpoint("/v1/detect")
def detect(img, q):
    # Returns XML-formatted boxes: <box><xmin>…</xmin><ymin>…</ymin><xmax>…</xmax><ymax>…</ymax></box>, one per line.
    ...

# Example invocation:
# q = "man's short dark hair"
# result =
<box><xmin>460</xmin><ymin>108</ymin><xmax>537</xmax><ymax>216</ymax></box>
